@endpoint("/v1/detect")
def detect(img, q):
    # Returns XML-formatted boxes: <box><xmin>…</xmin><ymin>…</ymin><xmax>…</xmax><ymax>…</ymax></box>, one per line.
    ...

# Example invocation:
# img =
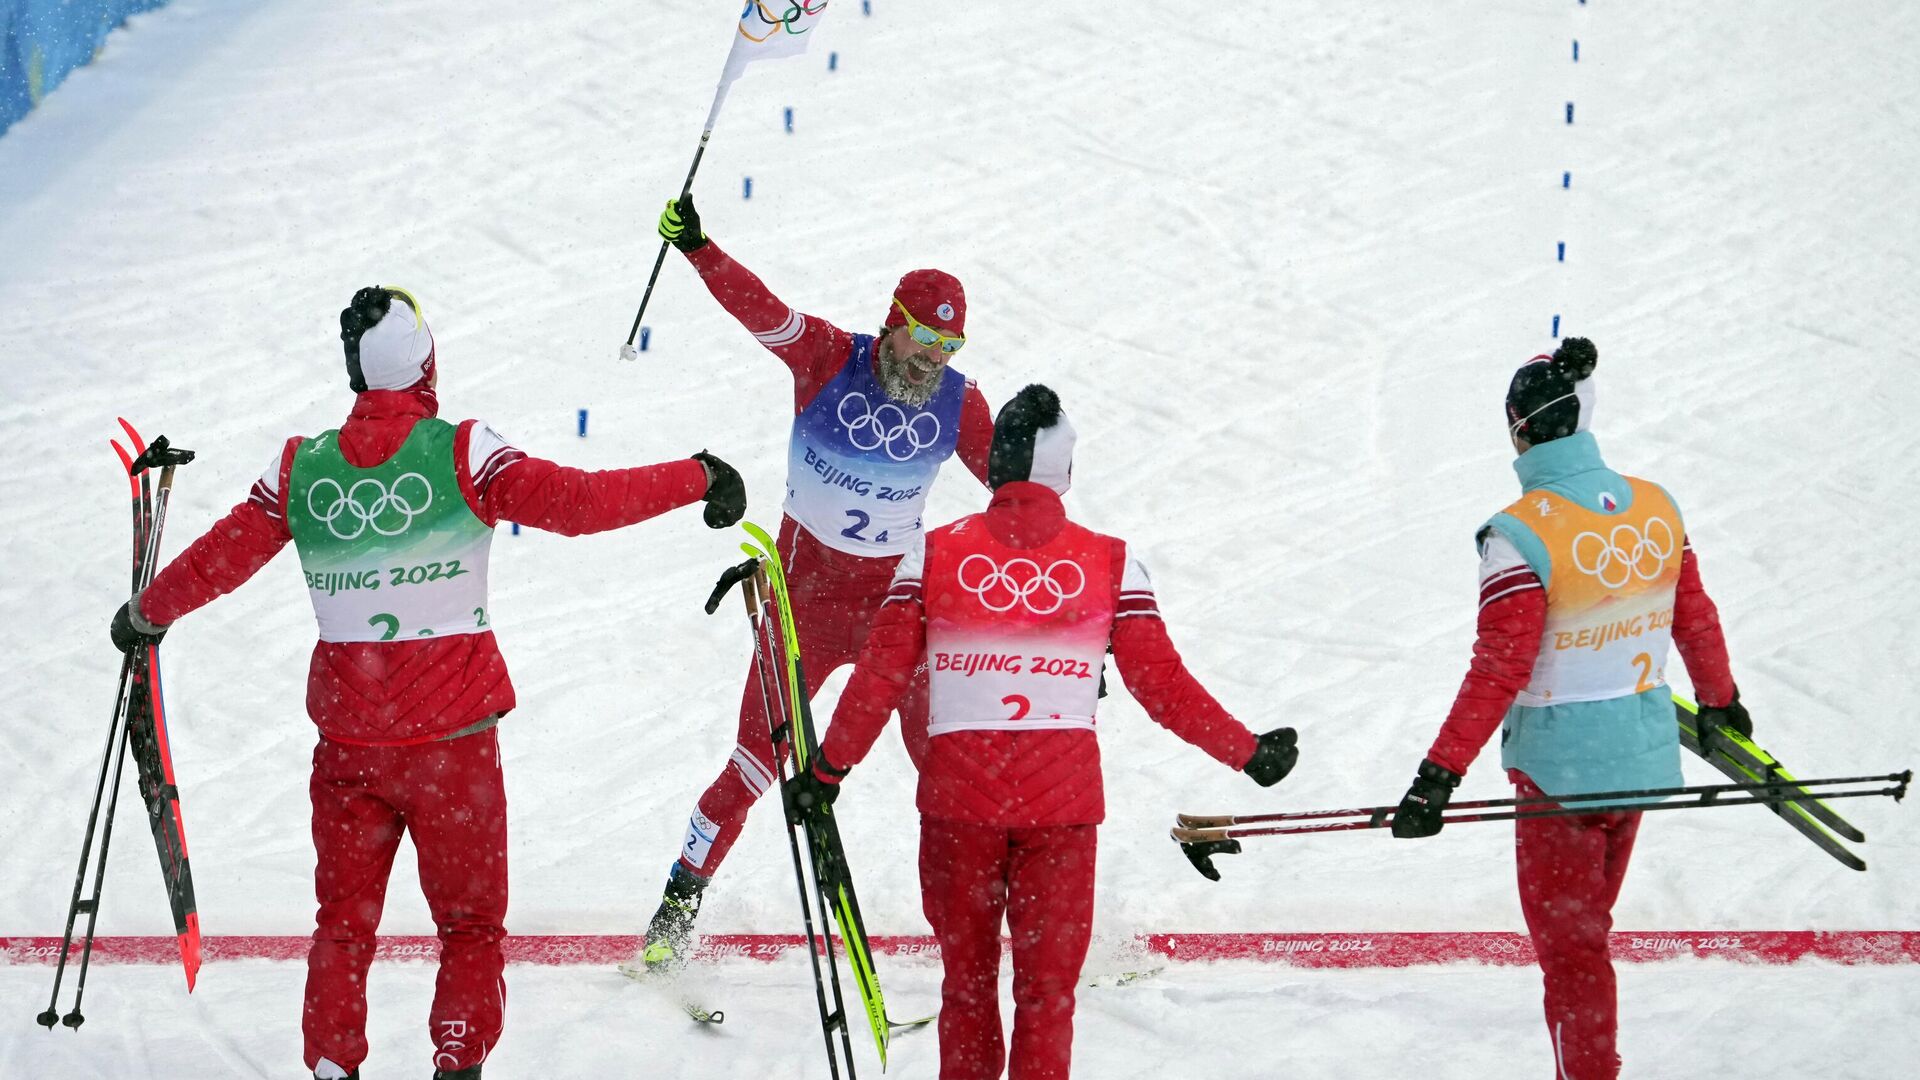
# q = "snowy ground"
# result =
<box><xmin>5</xmin><ymin>956</ymin><xmax>1919</xmax><ymax>1079</ymax></box>
<box><xmin>2</xmin><ymin>0</ymin><xmax>1917</xmax><ymax>1076</ymax></box>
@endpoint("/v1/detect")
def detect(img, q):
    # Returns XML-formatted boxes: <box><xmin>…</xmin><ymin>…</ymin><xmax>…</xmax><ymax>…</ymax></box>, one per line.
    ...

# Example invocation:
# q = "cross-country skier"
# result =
<box><xmin>784</xmin><ymin>384</ymin><xmax>1299</xmax><ymax>1080</ymax></box>
<box><xmin>636</xmin><ymin>194</ymin><xmax>998</xmax><ymax>969</ymax></box>
<box><xmin>1387</xmin><ymin>339</ymin><xmax>1744</xmax><ymax>1080</ymax></box>
<box><xmin>107</xmin><ymin>286</ymin><xmax>747</xmax><ymax>1080</ymax></box>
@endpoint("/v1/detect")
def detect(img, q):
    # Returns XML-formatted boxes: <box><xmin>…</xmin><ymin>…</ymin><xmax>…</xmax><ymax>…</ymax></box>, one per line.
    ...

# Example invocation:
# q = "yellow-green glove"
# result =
<box><xmin>658</xmin><ymin>195</ymin><xmax>707</xmax><ymax>253</ymax></box>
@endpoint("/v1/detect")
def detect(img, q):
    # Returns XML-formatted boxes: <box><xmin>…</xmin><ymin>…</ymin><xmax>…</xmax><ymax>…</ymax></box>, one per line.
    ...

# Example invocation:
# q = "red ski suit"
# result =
<box><xmin>818</xmin><ymin>483</ymin><xmax>1260</xmax><ymax>1080</ymax></box>
<box><xmin>670</xmin><ymin>239</ymin><xmax>996</xmax><ymax>879</ymax></box>
<box><xmin>139</xmin><ymin>387</ymin><xmax>708</xmax><ymax>1074</ymax></box>
<box><xmin>1424</xmin><ymin>522</ymin><xmax>1734</xmax><ymax>1080</ymax></box>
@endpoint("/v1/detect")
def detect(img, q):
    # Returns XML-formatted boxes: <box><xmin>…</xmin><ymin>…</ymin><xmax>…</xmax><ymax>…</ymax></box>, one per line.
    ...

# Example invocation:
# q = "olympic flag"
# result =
<box><xmin>706</xmin><ymin>1</ymin><xmax>831</xmax><ymax>127</ymax></box>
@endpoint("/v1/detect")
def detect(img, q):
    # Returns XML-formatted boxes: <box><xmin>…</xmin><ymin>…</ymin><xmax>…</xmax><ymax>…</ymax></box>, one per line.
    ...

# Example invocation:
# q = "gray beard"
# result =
<box><xmin>875</xmin><ymin>341</ymin><xmax>946</xmax><ymax>407</ymax></box>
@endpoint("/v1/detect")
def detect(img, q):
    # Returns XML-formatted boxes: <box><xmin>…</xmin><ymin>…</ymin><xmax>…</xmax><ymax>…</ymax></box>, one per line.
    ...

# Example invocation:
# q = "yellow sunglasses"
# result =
<box><xmin>892</xmin><ymin>298</ymin><xmax>965</xmax><ymax>354</ymax></box>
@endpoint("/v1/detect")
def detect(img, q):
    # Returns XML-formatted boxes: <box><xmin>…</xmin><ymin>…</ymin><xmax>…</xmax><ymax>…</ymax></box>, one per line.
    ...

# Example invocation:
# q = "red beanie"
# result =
<box><xmin>885</xmin><ymin>269</ymin><xmax>966</xmax><ymax>336</ymax></box>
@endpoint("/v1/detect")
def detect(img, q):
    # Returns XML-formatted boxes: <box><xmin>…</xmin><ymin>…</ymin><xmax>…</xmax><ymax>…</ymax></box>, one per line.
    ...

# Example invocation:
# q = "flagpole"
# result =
<box><xmin>620</xmin><ymin>128</ymin><xmax>716</xmax><ymax>361</ymax></box>
<box><xmin>617</xmin><ymin>2</ymin><xmax>823</xmax><ymax>361</ymax></box>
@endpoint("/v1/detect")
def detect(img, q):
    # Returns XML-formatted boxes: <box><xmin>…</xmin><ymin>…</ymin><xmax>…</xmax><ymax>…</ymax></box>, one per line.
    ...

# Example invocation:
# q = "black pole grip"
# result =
<box><xmin>128</xmin><ymin>435</ymin><xmax>196</xmax><ymax>475</ymax></box>
<box><xmin>706</xmin><ymin>558</ymin><xmax>760</xmax><ymax>615</ymax></box>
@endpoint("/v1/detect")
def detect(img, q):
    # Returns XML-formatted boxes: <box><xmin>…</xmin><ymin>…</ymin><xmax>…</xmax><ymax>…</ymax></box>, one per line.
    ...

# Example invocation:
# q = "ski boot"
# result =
<box><xmin>632</xmin><ymin>863</ymin><xmax>711</xmax><ymax>974</ymax></box>
<box><xmin>434</xmin><ymin>1067</ymin><xmax>481</xmax><ymax>1080</ymax></box>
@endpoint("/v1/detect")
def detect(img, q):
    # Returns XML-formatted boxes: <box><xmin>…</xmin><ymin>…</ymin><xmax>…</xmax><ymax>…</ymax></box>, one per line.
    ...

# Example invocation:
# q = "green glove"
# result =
<box><xmin>658</xmin><ymin>195</ymin><xmax>707</xmax><ymax>253</ymax></box>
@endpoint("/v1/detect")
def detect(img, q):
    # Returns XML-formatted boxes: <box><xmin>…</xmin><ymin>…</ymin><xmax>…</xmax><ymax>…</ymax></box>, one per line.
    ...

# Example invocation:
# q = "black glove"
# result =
<box><xmin>1181</xmin><ymin>837</ymin><xmax>1242</xmax><ymax>882</ymax></box>
<box><xmin>1390</xmin><ymin>759</ymin><xmax>1461</xmax><ymax>839</ymax></box>
<box><xmin>1697</xmin><ymin>690</ymin><xmax>1753</xmax><ymax>753</ymax></box>
<box><xmin>693</xmin><ymin>450</ymin><xmax>746</xmax><ymax>530</ymax></box>
<box><xmin>782</xmin><ymin>763</ymin><xmax>843</xmax><ymax>828</ymax></box>
<box><xmin>110</xmin><ymin>595</ymin><xmax>168</xmax><ymax>654</ymax></box>
<box><xmin>658</xmin><ymin>195</ymin><xmax>707</xmax><ymax>253</ymax></box>
<box><xmin>1242</xmin><ymin>726</ymin><xmax>1298</xmax><ymax>787</ymax></box>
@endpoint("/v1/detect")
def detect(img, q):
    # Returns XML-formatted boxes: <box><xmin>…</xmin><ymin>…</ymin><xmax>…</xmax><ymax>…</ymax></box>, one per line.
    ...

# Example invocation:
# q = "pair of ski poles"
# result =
<box><xmin>39</xmin><ymin>425</ymin><xmax>198</xmax><ymax>1031</ymax></box>
<box><xmin>706</xmin><ymin>532</ymin><xmax>920</xmax><ymax>1080</ymax></box>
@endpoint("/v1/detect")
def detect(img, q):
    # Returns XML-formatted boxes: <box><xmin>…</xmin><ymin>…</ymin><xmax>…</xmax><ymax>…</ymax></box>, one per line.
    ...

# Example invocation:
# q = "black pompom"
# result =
<box><xmin>339</xmin><ymin>286</ymin><xmax>393</xmax><ymax>392</ymax></box>
<box><xmin>1552</xmin><ymin>337</ymin><xmax>1598</xmax><ymax>380</ymax></box>
<box><xmin>1010</xmin><ymin>384</ymin><xmax>1061</xmax><ymax>426</ymax></box>
<box><xmin>988</xmin><ymin>383</ymin><xmax>1064</xmax><ymax>489</ymax></box>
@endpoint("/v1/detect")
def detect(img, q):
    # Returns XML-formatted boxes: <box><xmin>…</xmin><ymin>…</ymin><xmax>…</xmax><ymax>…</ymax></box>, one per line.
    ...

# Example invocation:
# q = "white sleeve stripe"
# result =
<box><xmin>1481</xmin><ymin>567</ymin><xmax>1536</xmax><ymax>590</ymax></box>
<box><xmin>1114</xmin><ymin>609</ymin><xmax>1161</xmax><ymax>621</ymax></box>
<box><xmin>752</xmin><ymin>310</ymin><xmax>805</xmax><ymax>347</ymax></box>
<box><xmin>1119</xmin><ymin>590</ymin><xmax>1156</xmax><ymax>600</ymax></box>
<box><xmin>1479</xmin><ymin>581</ymin><xmax>1544</xmax><ymax>610</ymax></box>
<box><xmin>248</xmin><ymin>481</ymin><xmax>283</xmax><ymax>520</ymax></box>
<box><xmin>474</xmin><ymin>449</ymin><xmax>528</xmax><ymax>494</ymax></box>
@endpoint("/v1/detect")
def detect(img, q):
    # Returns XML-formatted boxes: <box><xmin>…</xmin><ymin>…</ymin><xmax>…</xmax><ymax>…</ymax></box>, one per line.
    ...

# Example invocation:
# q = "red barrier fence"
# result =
<box><xmin>4</xmin><ymin>931</ymin><xmax>1915</xmax><ymax>969</ymax></box>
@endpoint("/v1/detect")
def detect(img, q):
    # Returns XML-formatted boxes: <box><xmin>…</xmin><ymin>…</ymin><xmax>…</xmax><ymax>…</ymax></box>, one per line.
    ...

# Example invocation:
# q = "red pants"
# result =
<box><xmin>1513</xmin><ymin>774</ymin><xmax>1642</xmax><ymax>1080</ymax></box>
<box><xmin>304</xmin><ymin>730</ymin><xmax>508</xmax><ymax>1075</ymax></box>
<box><xmin>920</xmin><ymin>817</ymin><xmax>1097</xmax><ymax>1080</ymax></box>
<box><xmin>678</xmin><ymin>518</ymin><xmax>928</xmax><ymax>876</ymax></box>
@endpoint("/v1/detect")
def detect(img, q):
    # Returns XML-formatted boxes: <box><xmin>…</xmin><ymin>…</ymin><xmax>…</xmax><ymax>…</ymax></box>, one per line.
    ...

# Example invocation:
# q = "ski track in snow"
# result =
<box><xmin>1</xmin><ymin>0</ymin><xmax>1916</xmax><ymax>1076</ymax></box>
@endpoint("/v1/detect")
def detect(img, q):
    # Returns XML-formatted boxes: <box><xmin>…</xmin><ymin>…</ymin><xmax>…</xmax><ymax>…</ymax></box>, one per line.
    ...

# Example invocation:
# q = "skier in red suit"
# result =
<box><xmin>1388</xmin><ymin>339</ymin><xmax>1742</xmax><ymax>1080</ymax></box>
<box><xmin>108</xmin><ymin>287</ymin><xmax>747</xmax><ymax>1080</ymax></box>
<box><xmin>637</xmin><ymin>194</ymin><xmax>999</xmax><ymax>969</ymax></box>
<box><xmin>784</xmin><ymin>384</ymin><xmax>1299</xmax><ymax>1080</ymax></box>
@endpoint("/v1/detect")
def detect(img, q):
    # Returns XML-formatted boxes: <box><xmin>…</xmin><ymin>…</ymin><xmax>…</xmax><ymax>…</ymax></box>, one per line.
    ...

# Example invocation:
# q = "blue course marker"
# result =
<box><xmin>1565</xmin><ymin>102</ymin><xmax>1575</xmax><ymax>124</ymax></box>
<box><xmin>1552</xmin><ymin>314</ymin><xmax>1562</xmax><ymax>339</ymax></box>
<box><xmin>1563</xmin><ymin>171</ymin><xmax>1572</xmax><ymax>189</ymax></box>
<box><xmin>829</xmin><ymin>51</ymin><xmax>838</xmax><ymax>71</ymax></box>
<box><xmin>784</xmin><ymin>106</ymin><xmax>794</xmax><ymax>133</ymax></box>
<box><xmin>511</xmin><ymin>522</ymin><xmax>521</xmax><ymax>536</ymax></box>
<box><xmin>743</xmin><ymin>176</ymin><xmax>753</xmax><ymax>199</ymax></box>
<box><xmin>1573</xmin><ymin>40</ymin><xmax>1580</xmax><ymax>62</ymax></box>
<box><xmin>1557</xmin><ymin>242</ymin><xmax>1566</xmax><ymax>263</ymax></box>
<box><xmin>640</xmin><ymin>327</ymin><xmax>651</xmax><ymax>352</ymax></box>
<box><xmin>578</xmin><ymin>408</ymin><xmax>588</xmax><ymax>438</ymax></box>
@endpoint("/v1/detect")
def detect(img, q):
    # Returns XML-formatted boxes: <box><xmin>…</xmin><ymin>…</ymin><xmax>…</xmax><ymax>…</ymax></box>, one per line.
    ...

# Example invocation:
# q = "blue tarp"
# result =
<box><xmin>2</xmin><ymin>0</ymin><xmax>172</xmax><ymax>136</ymax></box>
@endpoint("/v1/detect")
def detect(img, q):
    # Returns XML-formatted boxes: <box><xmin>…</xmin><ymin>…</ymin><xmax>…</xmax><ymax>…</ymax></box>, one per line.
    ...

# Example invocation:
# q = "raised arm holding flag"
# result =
<box><xmin>619</xmin><ymin>0</ymin><xmax>831</xmax><ymax>361</ymax></box>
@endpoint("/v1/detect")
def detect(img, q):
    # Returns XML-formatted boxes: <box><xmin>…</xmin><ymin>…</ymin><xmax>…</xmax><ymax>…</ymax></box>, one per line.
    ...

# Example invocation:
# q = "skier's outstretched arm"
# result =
<box><xmin>659</xmin><ymin>196</ymin><xmax>851</xmax><ymax>406</ymax></box>
<box><xmin>139</xmin><ymin>440</ymin><xmax>300</xmax><ymax>626</ymax></box>
<box><xmin>459</xmin><ymin>422</ymin><xmax>736</xmax><ymax>535</ymax></box>
<box><xmin>1107</xmin><ymin>550</ymin><xmax>1262</xmax><ymax>770</ymax></box>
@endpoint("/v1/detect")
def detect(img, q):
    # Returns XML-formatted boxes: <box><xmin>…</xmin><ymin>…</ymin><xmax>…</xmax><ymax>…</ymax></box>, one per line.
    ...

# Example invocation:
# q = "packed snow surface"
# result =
<box><xmin>2</xmin><ymin>0</ymin><xmax>1915</xmax><ymax>1076</ymax></box>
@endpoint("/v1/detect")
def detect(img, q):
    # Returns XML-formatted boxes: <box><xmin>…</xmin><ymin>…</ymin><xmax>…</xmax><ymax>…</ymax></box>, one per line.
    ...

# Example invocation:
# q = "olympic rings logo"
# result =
<box><xmin>956</xmin><ymin>554</ymin><xmax>1085</xmax><ymax>615</ymax></box>
<box><xmin>1571</xmin><ymin>516</ymin><xmax>1676</xmax><ymax>589</ymax></box>
<box><xmin>306</xmin><ymin>473</ymin><xmax>434</xmax><ymax>540</ymax></box>
<box><xmin>837</xmin><ymin>392</ymin><xmax>942</xmax><ymax>461</ymax></box>
<box><xmin>739</xmin><ymin>1</ymin><xmax>828</xmax><ymax>42</ymax></box>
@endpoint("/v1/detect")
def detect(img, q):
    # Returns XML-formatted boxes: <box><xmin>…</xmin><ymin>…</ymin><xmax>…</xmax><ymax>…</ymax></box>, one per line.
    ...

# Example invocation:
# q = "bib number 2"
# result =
<box><xmin>840</xmin><ymin>510</ymin><xmax>888</xmax><ymax>545</ymax></box>
<box><xmin>1631</xmin><ymin>652</ymin><xmax>1657</xmax><ymax>694</ymax></box>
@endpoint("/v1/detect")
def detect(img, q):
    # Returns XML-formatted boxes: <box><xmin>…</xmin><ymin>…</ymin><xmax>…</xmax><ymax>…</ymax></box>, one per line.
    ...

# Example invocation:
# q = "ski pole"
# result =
<box><xmin>59</xmin><ymin>658</ymin><xmax>145</xmax><ymax>1029</ymax></box>
<box><xmin>620</xmin><ymin>134</ymin><xmax>712</xmax><ymax>362</ymax></box>
<box><xmin>752</xmin><ymin>563</ymin><xmax>863</xmax><ymax>1075</ymax></box>
<box><xmin>1172</xmin><ymin>773</ymin><xmax>1910</xmax><ymax>843</ymax></box>
<box><xmin>1177</xmin><ymin>772</ymin><xmax>1912</xmax><ymax>831</ymax></box>
<box><xmin>709</xmin><ymin>561</ymin><xmax>848</xmax><ymax>1078</ymax></box>
<box><xmin>36</xmin><ymin>655</ymin><xmax>136</xmax><ymax>1029</ymax></box>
